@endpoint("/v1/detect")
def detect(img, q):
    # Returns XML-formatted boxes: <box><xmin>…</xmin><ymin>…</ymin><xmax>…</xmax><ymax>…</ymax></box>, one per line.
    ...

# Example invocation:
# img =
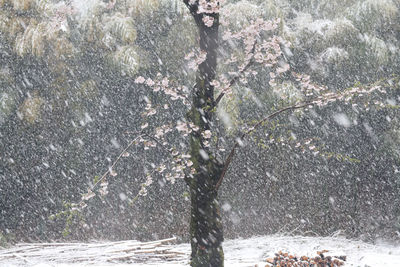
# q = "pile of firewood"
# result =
<box><xmin>0</xmin><ymin>237</ymin><xmax>187</xmax><ymax>265</ymax></box>
<box><xmin>265</xmin><ymin>250</ymin><xmax>346</xmax><ymax>266</ymax></box>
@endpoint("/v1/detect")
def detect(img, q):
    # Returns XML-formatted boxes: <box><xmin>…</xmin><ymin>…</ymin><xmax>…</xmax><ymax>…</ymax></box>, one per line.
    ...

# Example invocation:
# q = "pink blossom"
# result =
<box><xmin>158</xmin><ymin>164</ymin><xmax>166</xmax><ymax>173</ymax></box>
<box><xmin>186</xmin><ymin>160</ymin><xmax>193</xmax><ymax>167</ymax></box>
<box><xmin>269</xmin><ymin>79</ymin><xmax>276</xmax><ymax>87</ymax></box>
<box><xmin>161</xmin><ymin>77</ymin><xmax>169</xmax><ymax>87</ymax></box>
<box><xmin>82</xmin><ymin>189</ymin><xmax>95</xmax><ymax>201</ymax></box>
<box><xmin>109</xmin><ymin>169</ymin><xmax>117</xmax><ymax>177</ymax></box>
<box><xmin>145</xmin><ymin>176</ymin><xmax>153</xmax><ymax>186</ymax></box>
<box><xmin>147</xmin><ymin>108</ymin><xmax>156</xmax><ymax>116</ymax></box>
<box><xmin>196</xmin><ymin>50</ymin><xmax>207</xmax><ymax>65</ymax></box>
<box><xmin>189</xmin><ymin>123</ymin><xmax>199</xmax><ymax>132</ymax></box>
<box><xmin>254</xmin><ymin>52</ymin><xmax>264</xmax><ymax>63</ymax></box>
<box><xmin>198</xmin><ymin>0</ymin><xmax>221</xmax><ymax>14</ymax></box>
<box><xmin>185</xmin><ymin>52</ymin><xmax>194</xmax><ymax>60</ymax></box>
<box><xmin>135</xmin><ymin>76</ymin><xmax>145</xmax><ymax>84</ymax></box>
<box><xmin>203</xmin><ymin>16</ymin><xmax>214</xmax><ymax>27</ymax></box>
<box><xmin>155</xmin><ymin>127</ymin><xmax>164</xmax><ymax>138</ymax></box>
<box><xmin>202</xmin><ymin>130</ymin><xmax>212</xmax><ymax>139</ymax></box>
<box><xmin>210</xmin><ymin>80</ymin><xmax>221</xmax><ymax>88</ymax></box>
<box><xmin>146</xmin><ymin>78</ymin><xmax>155</xmax><ymax>86</ymax></box>
<box><xmin>99</xmin><ymin>180</ymin><xmax>109</xmax><ymax>196</ymax></box>
<box><xmin>176</xmin><ymin>121</ymin><xmax>191</xmax><ymax>135</ymax></box>
<box><xmin>277</xmin><ymin>65</ymin><xmax>289</xmax><ymax>74</ymax></box>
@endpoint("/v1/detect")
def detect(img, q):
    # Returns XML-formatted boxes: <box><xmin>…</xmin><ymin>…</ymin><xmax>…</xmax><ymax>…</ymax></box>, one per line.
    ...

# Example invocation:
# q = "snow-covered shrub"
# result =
<box><xmin>109</xmin><ymin>46</ymin><xmax>141</xmax><ymax>76</ymax></box>
<box><xmin>346</xmin><ymin>0</ymin><xmax>399</xmax><ymax>35</ymax></box>
<box><xmin>221</xmin><ymin>1</ymin><xmax>262</xmax><ymax>30</ymax></box>
<box><xmin>320</xmin><ymin>47</ymin><xmax>349</xmax><ymax>64</ymax></box>
<box><xmin>102</xmin><ymin>13</ymin><xmax>137</xmax><ymax>45</ymax></box>
<box><xmin>324</xmin><ymin>18</ymin><xmax>359</xmax><ymax>48</ymax></box>
<box><xmin>361</xmin><ymin>34</ymin><xmax>391</xmax><ymax>65</ymax></box>
<box><xmin>287</xmin><ymin>0</ymin><xmax>358</xmax><ymax>19</ymax></box>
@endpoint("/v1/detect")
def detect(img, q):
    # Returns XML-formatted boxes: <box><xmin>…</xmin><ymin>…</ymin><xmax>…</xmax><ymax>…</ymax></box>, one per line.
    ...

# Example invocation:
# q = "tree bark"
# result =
<box><xmin>184</xmin><ymin>1</ymin><xmax>224</xmax><ymax>266</ymax></box>
<box><xmin>188</xmin><ymin>162</ymin><xmax>224</xmax><ymax>267</ymax></box>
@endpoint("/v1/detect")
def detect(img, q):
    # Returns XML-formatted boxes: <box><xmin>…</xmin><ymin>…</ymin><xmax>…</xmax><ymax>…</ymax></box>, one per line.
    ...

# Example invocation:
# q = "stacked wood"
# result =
<box><xmin>265</xmin><ymin>250</ymin><xmax>346</xmax><ymax>267</ymax></box>
<box><xmin>0</xmin><ymin>237</ymin><xmax>187</xmax><ymax>265</ymax></box>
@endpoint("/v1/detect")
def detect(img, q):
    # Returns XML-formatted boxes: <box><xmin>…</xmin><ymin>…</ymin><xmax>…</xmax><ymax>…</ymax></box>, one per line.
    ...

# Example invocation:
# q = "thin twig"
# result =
<box><xmin>91</xmin><ymin>135</ymin><xmax>143</xmax><ymax>191</ymax></box>
<box><xmin>215</xmin><ymin>101</ymin><xmax>311</xmax><ymax>190</ymax></box>
<box><xmin>125</xmin><ymin>131</ymin><xmax>190</xmax><ymax>166</ymax></box>
<box><xmin>126</xmin><ymin>131</ymin><xmax>172</xmax><ymax>155</ymax></box>
<box><xmin>74</xmin><ymin>134</ymin><xmax>144</xmax><ymax>207</ymax></box>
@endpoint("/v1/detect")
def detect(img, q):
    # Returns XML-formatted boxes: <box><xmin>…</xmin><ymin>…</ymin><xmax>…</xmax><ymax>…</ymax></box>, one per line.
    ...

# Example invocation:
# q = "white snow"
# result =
<box><xmin>1</xmin><ymin>235</ymin><xmax>399</xmax><ymax>267</ymax></box>
<box><xmin>333</xmin><ymin>113</ymin><xmax>351</xmax><ymax>128</ymax></box>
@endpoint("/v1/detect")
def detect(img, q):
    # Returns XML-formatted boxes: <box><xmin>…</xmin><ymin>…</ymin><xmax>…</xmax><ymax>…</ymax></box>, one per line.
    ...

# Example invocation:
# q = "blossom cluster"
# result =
<box><xmin>202</xmin><ymin>16</ymin><xmax>215</xmax><ymax>27</ymax></box>
<box><xmin>213</xmin><ymin>18</ymin><xmax>285</xmax><ymax>97</ymax></box>
<box><xmin>188</xmin><ymin>0</ymin><xmax>225</xmax><ymax>14</ymax></box>
<box><xmin>135</xmin><ymin>73</ymin><xmax>190</xmax><ymax>106</ymax></box>
<box><xmin>176</xmin><ymin>120</ymin><xmax>199</xmax><ymax>136</ymax></box>
<box><xmin>292</xmin><ymin>72</ymin><xmax>326</xmax><ymax>98</ymax></box>
<box><xmin>310</xmin><ymin>83</ymin><xmax>384</xmax><ymax>108</ymax></box>
<box><xmin>186</xmin><ymin>50</ymin><xmax>208</xmax><ymax>70</ymax></box>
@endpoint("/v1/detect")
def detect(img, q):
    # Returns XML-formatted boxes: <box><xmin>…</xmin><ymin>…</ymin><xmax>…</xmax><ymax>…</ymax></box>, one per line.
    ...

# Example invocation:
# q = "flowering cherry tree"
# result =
<box><xmin>69</xmin><ymin>1</ymin><xmax>389</xmax><ymax>266</ymax></box>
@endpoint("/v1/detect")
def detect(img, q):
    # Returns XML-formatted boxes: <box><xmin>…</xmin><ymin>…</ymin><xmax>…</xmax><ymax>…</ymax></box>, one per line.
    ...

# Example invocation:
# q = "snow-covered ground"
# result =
<box><xmin>1</xmin><ymin>235</ymin><xmax>399</xmax><ymax>267</ymax></box>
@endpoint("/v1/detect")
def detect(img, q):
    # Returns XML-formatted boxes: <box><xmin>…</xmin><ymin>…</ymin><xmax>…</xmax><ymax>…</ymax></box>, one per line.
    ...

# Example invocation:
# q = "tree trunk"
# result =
<box><xmin>184</xmin><ymin>2</ymin><xmax>224</xmax><ymax>266</ymax></box>
<box><xmin>188</xmin><ymin>162</ymin><xmax>224</xmax><ymax>267</ymax></box>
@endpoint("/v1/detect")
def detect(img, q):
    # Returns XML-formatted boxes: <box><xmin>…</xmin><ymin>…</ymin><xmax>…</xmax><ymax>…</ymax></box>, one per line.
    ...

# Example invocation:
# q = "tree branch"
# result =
<box><xmin>91</xmin><ymin>135</ymin><xmax>144</xmax><ymax>192</ymax></box>
<box><xmin>183</xmin><ymin>0</ymin><xmax>198</xmax><ymax>16</ymax></box>
<box><xmin>215</xmin><ymin>101</ymin><xmax>312</xmax><ymax>190</ymax></box>
<box><xmin>214</xmin><ymin>41</ymin><xmax>257</xmax><ymax>108</ymax></box>
<box><xmin>125</xmin><ymin>131</ymin><xmax>174</xmax><ymax>155</ymax></box>
<box><xmin>77</xmin><ymin>130</ymin><xmax>179</xmax><ymax>208</ymax></box>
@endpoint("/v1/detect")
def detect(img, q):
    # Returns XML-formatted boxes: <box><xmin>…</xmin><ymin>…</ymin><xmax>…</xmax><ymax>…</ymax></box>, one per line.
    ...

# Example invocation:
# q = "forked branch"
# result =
<box><xmin>214</xmin><ymin>41</ymin><xmax>257</xmax><ymax>107</ymax></box>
